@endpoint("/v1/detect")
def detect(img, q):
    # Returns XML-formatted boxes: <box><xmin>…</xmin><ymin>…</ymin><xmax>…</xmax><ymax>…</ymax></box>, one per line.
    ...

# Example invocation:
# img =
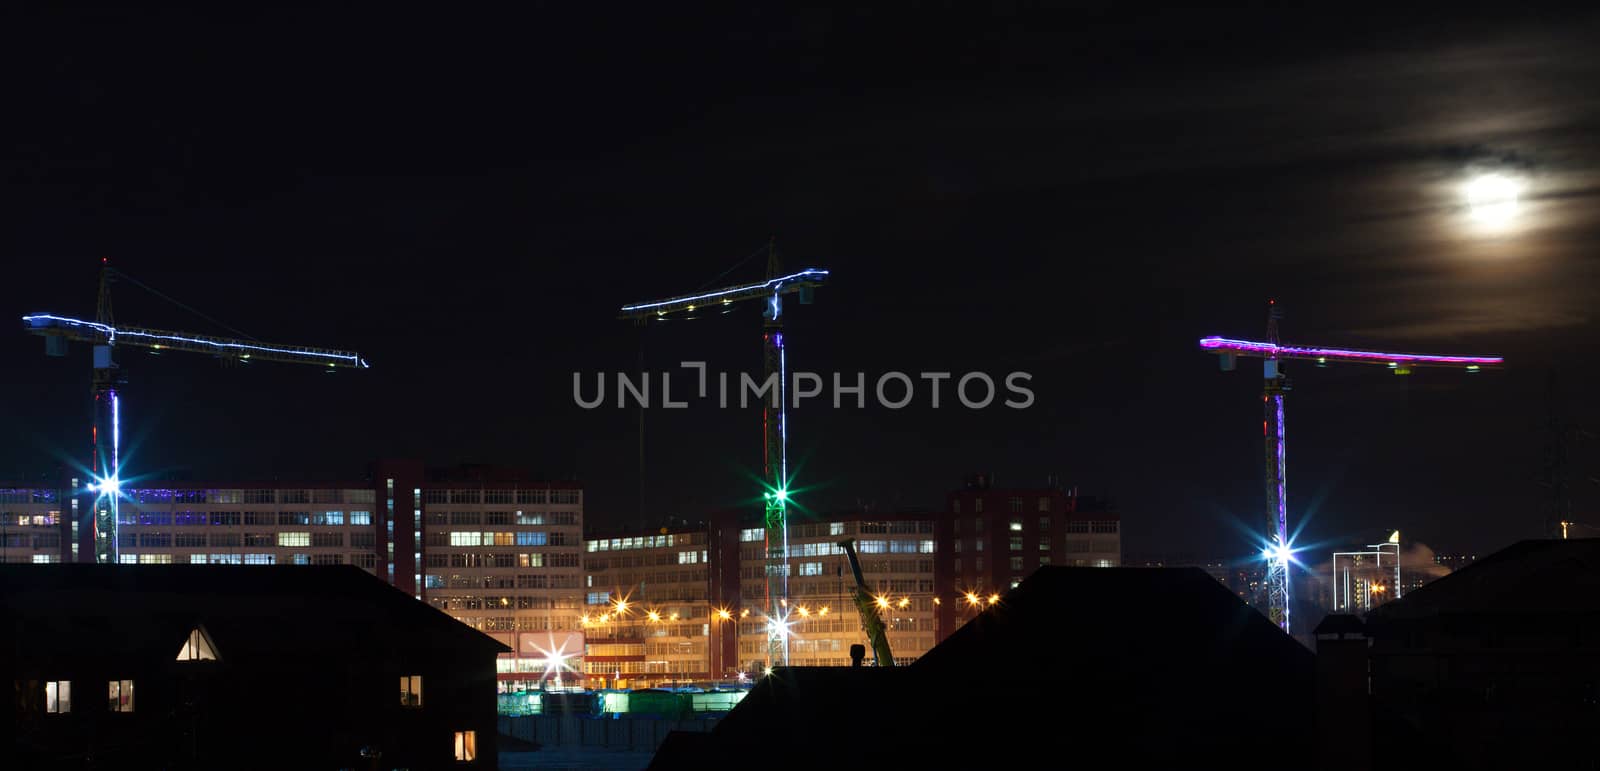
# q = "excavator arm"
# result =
<box><xmin>838</xmin><ymin>538</ymin><xmax>894</xmax><ymax>667</ymax></box>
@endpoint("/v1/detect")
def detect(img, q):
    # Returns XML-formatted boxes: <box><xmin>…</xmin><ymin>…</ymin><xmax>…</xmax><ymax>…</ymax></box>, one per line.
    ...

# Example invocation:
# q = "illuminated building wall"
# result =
<box><xmin>4</xmin><ymin>463</ymin><xmax>584</xmax><ymax>690</ymax></box>
<box><xmin>581</xmin><ymin>525</ymin><xmax>724</xmax><ymax>689</ymax></box>
<box><xmin>0</xmin><ymin>486</ymin><xmax>69</xmax><ymax>564</ymax></box>
<box><xmin>736</xmin><ymin>513</ymin><xmax>941</xmax><ymax>671</ymax></box>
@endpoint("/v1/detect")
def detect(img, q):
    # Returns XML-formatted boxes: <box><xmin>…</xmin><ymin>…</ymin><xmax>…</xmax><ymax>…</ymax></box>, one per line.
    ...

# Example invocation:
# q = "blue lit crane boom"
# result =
<box><xmin>22</xmin><ymin>265</ymin><xmax>369</xmax><ymax>565</ymax></box>
<box><xmin>1200</xmin><ymin>301</ymin><xmax>1502</xmax><ymax>636</ymax></box>
<box><xmin>619</xmin><ymin>241</ymin><xmax>828</xmax><ymax>674</ymax></box>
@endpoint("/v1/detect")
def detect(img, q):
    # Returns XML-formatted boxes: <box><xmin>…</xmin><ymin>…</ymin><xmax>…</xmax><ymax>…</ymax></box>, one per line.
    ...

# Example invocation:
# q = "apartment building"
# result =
<box><xmin>938</xmin><ymin>475</ymin><xmax>1122</xmax><ymax>633</ymax></box>
<box><xmin>735</xmin><ymin>511</ymin><xmax>941</xmax><ymax>671</ymax></box>
<box><xmin>580</xmin><ymin>524</ymin><xmax>729</xmax><ymax>688</ymax></box>
<box><xmin>0</xmin><ymin>461</ymin><xmax>583</xmax><ymax>692</ymax></box>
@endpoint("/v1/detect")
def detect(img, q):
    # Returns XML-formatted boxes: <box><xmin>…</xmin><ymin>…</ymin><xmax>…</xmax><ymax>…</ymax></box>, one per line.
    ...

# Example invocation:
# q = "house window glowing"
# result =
<box><xmin>108</xmin><ymin>680</ymin><xmax>134</xmax><ymax>712</ymax></box>
<box><xmin>454</xmin><ymin>730</ymin><xmax>477</xmax><ymax>761</ymax></box>
<box><xmin>46</xmin><ymin>680</ymin><xmax>71</xmax><ymax>713</ymax></box>
<box><xmin>177</xmin><ymin>627</ymin><xmax>219</xmax><ymax>661</ymax></box>
<box><xmin>401</xmin><ymin>675</ymin><xmax>423</xmax><ymax>708</ymax></box>
<box><xmin>278</xmin><ymin>532</ymin><xmax>310</xmax><ymax>547</ymax></box>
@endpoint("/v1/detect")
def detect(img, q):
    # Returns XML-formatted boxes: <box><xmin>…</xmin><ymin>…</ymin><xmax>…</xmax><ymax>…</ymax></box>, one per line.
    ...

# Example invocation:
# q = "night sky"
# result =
<box><xmin>5</xmin><ymin>6</ymin><xmax>1599</xmax><ymax>559</ymax></box>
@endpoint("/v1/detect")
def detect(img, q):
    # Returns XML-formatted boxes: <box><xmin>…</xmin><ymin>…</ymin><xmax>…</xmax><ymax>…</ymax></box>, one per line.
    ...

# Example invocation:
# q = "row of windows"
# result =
<box><xmin>425</xmin><ymin>511</ymin><xmax>580</xmax><ymax>526</ymax></box>
<box><xmin>127</xmin><ymin>489</ymin><xmax>375</xmax><ymax>504</ymax></box>
<box><xmin>951</xmin><ymin>496</ymin><xmax>1057</xmax><ymax>515</ymax></box>
<box><xmin>422</xmin><ymin>552</ymin><xmax>582</xmax><ymax>568</ymax></box>
<box><xmin>33</xmin><ymin>679</ymin><xmax>134</xmax><ymax>714</ymax></box>
<box><xmin>429</xmin><ymin>531</ymin><xmax>566</xmax><ymax>547</ymax></box>
<box><xmin>953</xmin><ymin>516</ymin><xmax>1118</xmax><ymax>534</ymax></box>
<box><xmin>585</xmin><ymin>533</ymin><xmax>700</xmax><ymax>552</ymax></box>
<box><xmin>118</xmin><ymin>511</ymin><xmax>372</xmax><ymax>527</ymax></box>
<box><xmin>6</xmin><ymin>514</ymin><xmax>60</xmax><ymax>527</ymax></box>
<box><xmin>420</xmin><ymin>489</ymin><xmax>581</xmax><ymax>505</ymax></box>
<box><xmin>115</xmin><ymin>553</ymin><xmax>347</xmax><ymax>565</ymax></box>
<box><xmin>0</xmin><ymin>490</ymin><xmax>58</xmax><ymax>503</ymax></box>
<box><xmin>425</xmin><ymin>573</ymin><xmax>584</xmax><ymax>590</ymax></box>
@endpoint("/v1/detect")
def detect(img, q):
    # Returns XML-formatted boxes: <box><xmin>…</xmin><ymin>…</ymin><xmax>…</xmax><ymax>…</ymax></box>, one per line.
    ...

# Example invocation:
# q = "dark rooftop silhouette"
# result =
<box><xmin>650</xmin><ymin>566</ymin><xmax>1314</xmax><ymax>768</ymax></box>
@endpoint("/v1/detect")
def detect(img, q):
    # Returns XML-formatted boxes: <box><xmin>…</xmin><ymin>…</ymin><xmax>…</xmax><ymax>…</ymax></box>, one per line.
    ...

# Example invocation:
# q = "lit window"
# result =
<box><xmin>108</xmin><ymin>680</ymin><xmax>134</xmax><ymax>712</ymax></box>
<box><xmin>829</xmin><ymin>522</ymin><xmax>845</xmax><ymax>536</ymax></box>
<box><xmin>278</xmin><ymin>532</ymin><xmax>310</xmax><ymax>547</ymax></box>
<box><xmin>450</xmin><ymin>531</ymin><xmax>481</xmax><ymax>547</ymax></box>
<box><xmin>678</xmin><ymin>551</ymin><xmax>698</xmax><ymax>564</ymax></box>
<box><xmin>740</xmin><ymin>528</ymin><xmax>762</xmax><ymax>542</ymax></box>
<box><xmin>1009</xmin><ymin>537</ymin><xmax>1022</xmax><ymax>551</ymax></box>
<box><xmin>1009</xmin><ymin>521</ymin><xmax>1022</xmax><ymax>531</ymax></box>
<box><xmin>799</xmin><ymin>562</ymin><xmax>823</xmax><ymax>576</ymax></box>
<box><xmin>1039</xmin><ymin>537</ymin><xmax>1051</xmax><ymax>551</ymax></box>
<box><xmin>401</xmin><ymin>675</ymin><xmax>423</xmax><ymax>707</ymax></box>
<box><xmin>454</xmin><ymin>730</ymin><xmax>477</xmax><ymax>761</ymax></box>
<box><xmin>46</xmin><ymin>680</ymin><xmax>70</xmax><ymax>713</ymax></box>
<box><xmin>176</xmin><ymin>626</ymin><xmax>219</xmax><ymax>661</ymax></box>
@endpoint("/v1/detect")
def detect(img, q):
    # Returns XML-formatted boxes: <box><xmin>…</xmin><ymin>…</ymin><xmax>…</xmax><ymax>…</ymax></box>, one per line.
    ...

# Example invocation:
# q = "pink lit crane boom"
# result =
<box><xmin>1201</xmin><ymin>302</ymin><xmax>1502</xmax><ymax>636</ymax></box>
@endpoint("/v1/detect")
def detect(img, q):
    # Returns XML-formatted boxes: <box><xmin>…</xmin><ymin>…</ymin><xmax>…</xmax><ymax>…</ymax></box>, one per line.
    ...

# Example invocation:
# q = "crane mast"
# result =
<box><xmin>1201</xmin><ymin>302</ymin><xmax>1502</xmax><ymax>636</ymax></box>
<box><xmin>619</xmin><ymin>241</ymin><xmax>827</xmax><ymax>672</ymax></box>
<box><xmin>23</xmin><ymin>264</ymin><xmax>369</xmax><ymax>564</ymax></box>
<box><xmin>1262</xmin><ymin>301</ymin><xmax>1290</xmax><ymax>634</ymax></box>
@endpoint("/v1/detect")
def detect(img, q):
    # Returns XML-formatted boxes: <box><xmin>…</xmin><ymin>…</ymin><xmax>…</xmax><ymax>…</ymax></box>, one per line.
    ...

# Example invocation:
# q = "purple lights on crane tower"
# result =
<box><xmin>1203</xmin><ymin>309</ymin><xmax>1502</xmax><ymax>637</ymax></box>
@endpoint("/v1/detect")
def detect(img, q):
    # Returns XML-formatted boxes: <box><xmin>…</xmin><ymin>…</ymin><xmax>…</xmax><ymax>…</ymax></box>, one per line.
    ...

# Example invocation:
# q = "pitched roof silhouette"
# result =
<box><xmin>651</xmin><ymin>566</ymin><xmax>1313</xmax><ymax>768</ymax></box>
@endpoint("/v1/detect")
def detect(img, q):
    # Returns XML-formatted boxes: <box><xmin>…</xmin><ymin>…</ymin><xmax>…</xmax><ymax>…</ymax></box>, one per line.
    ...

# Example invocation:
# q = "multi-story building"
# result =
<box><xmin>735</xmin><ymin>511</ymin><xmax>941</xmax><ymax>671</ymax></box>
<box><xmin>0</xmin><ymin>462</ymin><xmax>583</xmax><ymax>693</ymax></box>
<box><xmin>580</xmin><ymin>522</ymin><xmax>729</xmax><ymax>689</ymax></box>
<box><xmin>937</xmin><ymin>475</ymin><xmax>1121</xmax><ymax>633</ymax></box>
<box><xmin>0</xmin><ymin>485</ymin><xmax>67</xmax><ymax>564</ymax></box>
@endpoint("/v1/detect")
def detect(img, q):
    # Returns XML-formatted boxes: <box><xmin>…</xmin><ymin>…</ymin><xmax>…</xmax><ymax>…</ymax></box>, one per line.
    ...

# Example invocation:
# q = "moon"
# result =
<box><xmin>1461</xmin><ymin>173</ymin><xmax>1524</xmax><ymax>230</ymax></box>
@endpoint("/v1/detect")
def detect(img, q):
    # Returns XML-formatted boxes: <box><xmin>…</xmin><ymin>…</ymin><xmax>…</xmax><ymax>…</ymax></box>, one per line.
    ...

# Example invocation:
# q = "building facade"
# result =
<box><xmin>580</xmin><ymin>524</ymin><xmax>726</xmax><ymax>689</ymax></box>
<box><xmin>938</xmin><ymin>476</ymin><xmax>1121</xmax><ymax>633</ymax></box>
<box><xmin>735</xmin><ymin>511</ymin><xmax>941</xmax><ymax>671</ymax></box>
<box><xmin>0</xmin><ymin>462</ymin><xmax>584</xmax><ymax>693</ymax></box>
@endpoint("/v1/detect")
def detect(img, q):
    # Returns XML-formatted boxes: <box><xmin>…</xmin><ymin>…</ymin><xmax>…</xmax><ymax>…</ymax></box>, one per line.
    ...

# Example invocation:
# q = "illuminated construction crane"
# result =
<box><xmin>1200</xmin><ymin>301</ymin><xmax>1502</xmax><ymax>635</ymax></box>
<box><xmin>22</xmin><ymin>263</ymin><xmax>368</xmax><ymax>564</ymax></box>
<box><xmin>618</xmin><ymin>240</ymin><xmax>828</xmax><ymax>671</ymax></box>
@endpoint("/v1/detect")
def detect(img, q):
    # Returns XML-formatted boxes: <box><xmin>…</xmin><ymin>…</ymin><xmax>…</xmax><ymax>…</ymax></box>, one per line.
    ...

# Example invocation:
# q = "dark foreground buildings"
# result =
<box><xmin>1</xmin><ymin>564</ymin><xmax>505</xmax><ymax>770</ymax></box>
<box><xmin>650</xmin><ymin>565</ymin><xmax>1315</xmax><ymax>768</ymax></box>
<box><xmin>1318</xmin><ymin>538</ymin><xmax>1600</xmax><ymax>770</ymax></box>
